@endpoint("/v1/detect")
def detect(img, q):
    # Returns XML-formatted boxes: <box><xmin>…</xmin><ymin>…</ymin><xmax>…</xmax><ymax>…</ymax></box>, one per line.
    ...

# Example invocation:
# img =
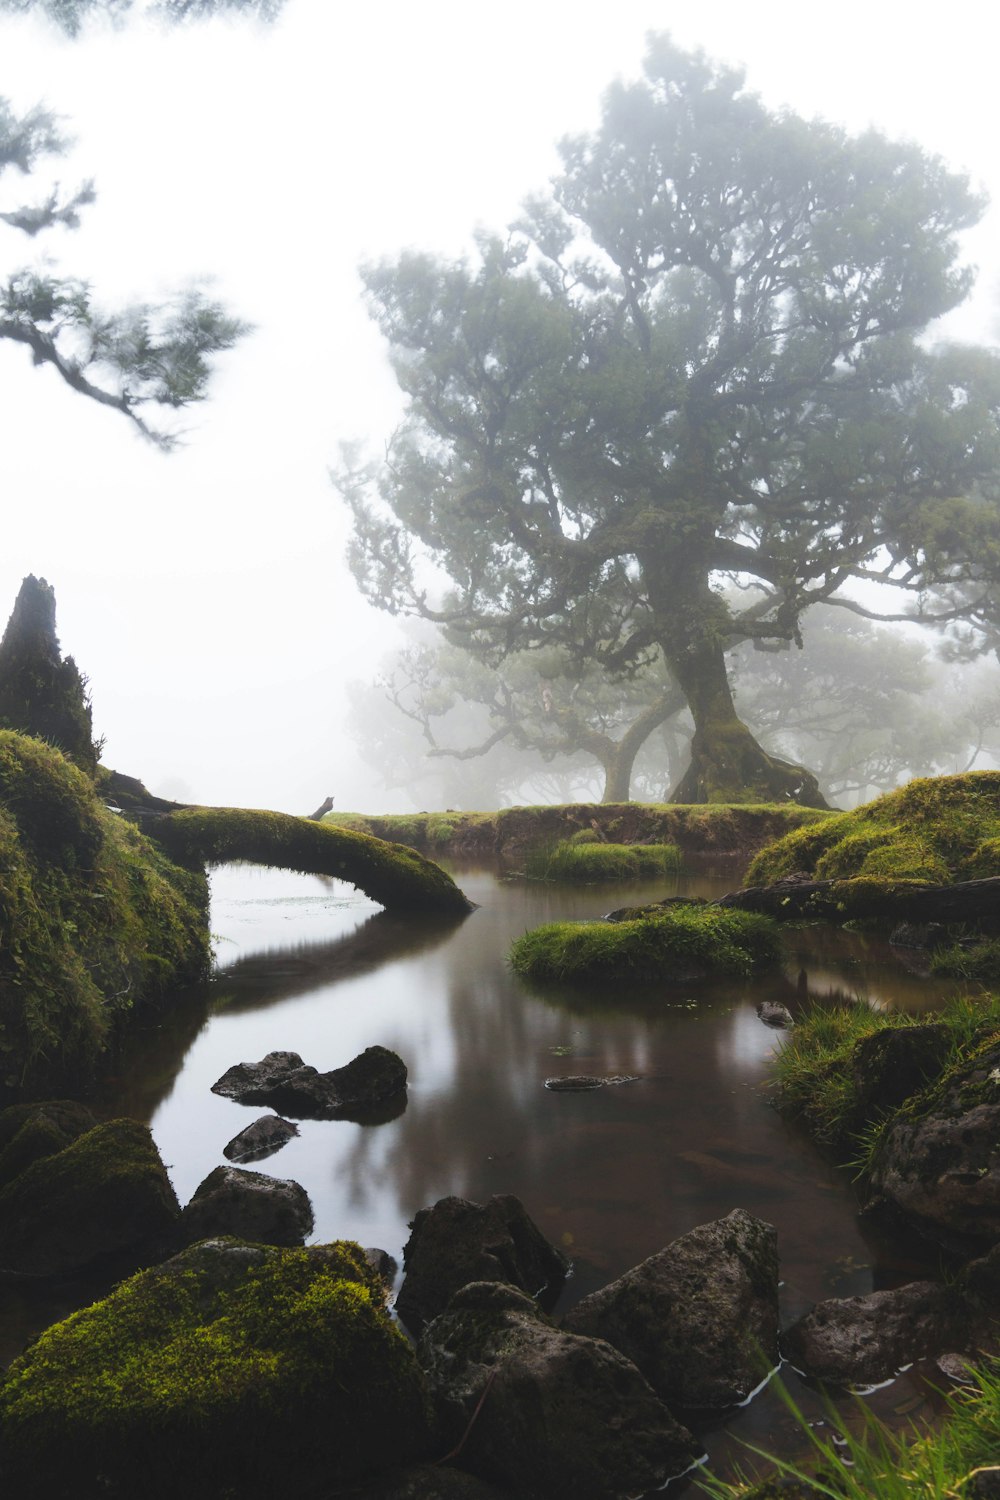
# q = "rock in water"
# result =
<box><xmin>396</xmin><ymin>1194</ymin><xmax>570</xmax><ymax>1334</ymax></box>
<box><xmin>867</xmin><ymin>1039</ymin><xmax>1000</xmax><ymax>1247</ymax></box>
<box><xmin>418</xmin><ymin>1281</ymin><xmax>701</xmax><ymax>1500</ymax></box>
<box><xmin>211</xmin><ymin>1046</ymin><xmax>408</xmax><ymax>1119</ymax></box>
<box><xmin>178</xmin><ymin>1165</ymin><xmax>314</xmax><ymax>1248</ymax></box>
<box><xmin>562</xmin><ymin>1208</ymin><xmax>779</xmax><ymax>1408</ymax></box>
<box><xmin>782</xmin><ymin>1281</ymin><xmax>969</xmax><ymax>1387</ymax></box>
<box><xmin>223</xmin><ymin>1114</ymin><xmax>298</xmax><ymax>1163</ymax></box>
<box><xmin>543</xmin><ymin>1074</ymin><xmax>640</xmax><ymax>1091</ymax></box>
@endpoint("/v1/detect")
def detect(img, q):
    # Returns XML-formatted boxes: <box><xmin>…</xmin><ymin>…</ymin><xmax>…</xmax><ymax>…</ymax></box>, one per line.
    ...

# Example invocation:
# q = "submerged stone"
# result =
<box><xmin>543</xmin><ymin>1074</ymin><xmax>640</xmax><ymax>1091</ymax></box>
<box><xmin>222</xmin><ymin>1113</ymin><xmax>298</xmax><ymax>1163</ymax></box>
<box><xmin>418</xmin><ymin>1280</ymin><xmax>701</xmax><ymax>1500</ymax></box>
<box><xmin>562</xmin><ymin>1208</ymin><xmax>779</xmax><ymax>1409</ymax></box>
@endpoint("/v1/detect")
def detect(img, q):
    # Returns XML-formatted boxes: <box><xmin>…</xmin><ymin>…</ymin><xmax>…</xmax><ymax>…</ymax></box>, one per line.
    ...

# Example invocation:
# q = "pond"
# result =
<box><xmin>1</xmin><ymin>856</ymin><xmax>961</xmax><ymax>1488</ymax></box>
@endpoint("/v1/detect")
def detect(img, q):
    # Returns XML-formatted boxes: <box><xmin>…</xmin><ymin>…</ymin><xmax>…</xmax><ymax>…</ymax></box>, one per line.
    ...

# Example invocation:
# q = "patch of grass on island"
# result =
<box><xmin>526</xmin><ymin>834</ymin><xmax>683</xmax><ymax>883</ymax></box>
<box><xmin>510</xmin><ymin>905</ymin><xmax>780</xmax><ymax>984</ymax></box>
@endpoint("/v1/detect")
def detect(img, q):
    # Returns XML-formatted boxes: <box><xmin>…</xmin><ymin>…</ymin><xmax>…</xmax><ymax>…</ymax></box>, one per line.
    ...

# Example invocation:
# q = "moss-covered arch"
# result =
<box><xmin>153</xmin><ymin>806</ymin><xmax>472</xmax><ymax>915</ymax></box>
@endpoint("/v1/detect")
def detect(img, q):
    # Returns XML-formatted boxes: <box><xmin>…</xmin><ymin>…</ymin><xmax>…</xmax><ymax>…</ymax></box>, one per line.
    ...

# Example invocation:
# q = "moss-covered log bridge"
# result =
<box><xmin>152</xmin><ymin>806</ymin><xmax>472</xmax><ymax>916</ymax></box>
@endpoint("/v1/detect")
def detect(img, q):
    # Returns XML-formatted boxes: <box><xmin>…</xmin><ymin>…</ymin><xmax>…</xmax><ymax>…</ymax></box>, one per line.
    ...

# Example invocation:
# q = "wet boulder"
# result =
<box><xmin>543</xmin><ymin>1074</ymin><xmax>640</xmax><ymax>1092</ymax></box>
<box><xmin>418</xmin><ymin>1281</ymin><xmax>701</xmax><ymax>1500</ymax></box>
<box><xmin>222</xmin><ymin>1113</ymin><xmax>298</xmax><ymax>1163</ymax></box>
<box><xmin>0</xmin><ymin>1236</ymin><xmax>433</xmax><ymax>1499</ymax></box>
<box><xmin>757</xmin><ymin>1001</ymin><xmax>794</xmax><ymax>1029</ymax></box>
<box><xmin>562</xmin><ymin>1208</ymin><xmax>779</xmax><ymax>1409</ymax></box>
<box><xmin>782</xmin><ymin>1280</ymin><xmax>969</xmax><ymax>1387</ymax></box>
<box><xmin>211</xmin><ymin>1045</ymin><xmax>408</xmax><ymax>1120</ymax></box>
<box><xmin>0</xmin><ymin>1099</ymin><xmax>98</xmax><ymax>1189</ymax></box>
<box><xmin>395</xmin><ymin>1194</ymin><xmax>570</xmax><ymax>1335</ymax></box>
<box><xmin>867</xmin><ymin>1039</ymin><xmax>1000</xmax><ymax>1248</ymax></box>
<box><xmin>178</xmin><ymin>1164</ymin><xmax>314</xmax><ymax>1248</ymax></box>
<box><xmin>0</xmin><ymin>1118</ymin><xmax>179</xmax><ymax>1276</ymax></box>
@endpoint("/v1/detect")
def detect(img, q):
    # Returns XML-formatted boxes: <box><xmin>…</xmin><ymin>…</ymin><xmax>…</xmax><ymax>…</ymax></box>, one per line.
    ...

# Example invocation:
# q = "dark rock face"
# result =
<box><xmin>179</xmin><ymin>1165</ymin><xmax>314</xmax><ymax>1248</ymax></box>
<box><xmin>418</xmin><ymin>1281</ymin><xmax>701</xmax><ymax>1500</ymax></box>
<box><xmin>211</xmin><ymin>1046</ymin><xmax>408</xmax><ymax>1120</ymax></box>
<box><xmin>0</xmin><ymin>1118</ymin><xmax>179</xmax><ymax>1276</ymax></box>
<box><xmin>782</xmin><ymin>1280</ymin><xmax>969</xmax><ymax>1387</ymax></box>
<box><xmin>562</xmin><ymin>1208</ymin><xmax>779</xmax><ymax>1409</ymax></box>
<box><xmin>0</xmin><ymin>1099</ymin><xmax>98</xmax><ymax>1189</ymax></box>
<box><xmin>222</xmin><ymin>1114</ymin><xmax>298</xmax><ymax>1163</ymax></box>
<box><xmin>396</xmin><ymin>1195</ymin><xmax>570</xmax><ymax>1335</ymax></box>
<box><xmin>851</xmin><ymin>1023</ymin><xmax>950</xmax><ymax>1120</ymax></box>
<box><xmin>868</xmin><ymin>1041</ymin><xmax>1000</xmax><ymax>1247</ymax></box>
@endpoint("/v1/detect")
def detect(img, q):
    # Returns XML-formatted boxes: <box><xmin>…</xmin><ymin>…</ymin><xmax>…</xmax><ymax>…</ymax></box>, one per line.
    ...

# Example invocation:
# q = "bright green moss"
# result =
<box><xmin>0</xmin><ymin>1238</ymin><xmax>432</xmax><ymax>1498</ymax></box>
<box><xmin>155</xmin><ymin>806</ymin><xmax>471</xmax><ymax>916</ymax></box>
<box><xmin>0</xmin><ymin>731</ymin><xmax>209</xmax><ymax>1100</ymax></box>
<box><xmin>747</xmin><ymin>773</ymin><xmax>1000</xmax><ymax>888</ymax></box>
<box><xmin>510</xmin><ymin>905</ymin><xmax>780</xmax><ymax>983</ymax></box>
<box><xmin>526</xmin><ymin>839</ymin><xmax>683</xmax><ymax>883</ymax></box>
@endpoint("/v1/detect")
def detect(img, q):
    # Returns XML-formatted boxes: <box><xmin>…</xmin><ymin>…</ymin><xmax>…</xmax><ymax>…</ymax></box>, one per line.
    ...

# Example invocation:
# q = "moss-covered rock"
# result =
<box><xmin>509</xmin><ymin>905</ymin><xmax>780</xmax><ymax>984</ymax></box>
<box><xmin>867</xmin><ymin>1032</ymin><xmax>1000</xmax><ymax>1249</ymax></box>
<box><xmin>0</xmin><ymin>1118</ymin><xmax>179</xmax><ymax>1275</ymax></box>
<box><xmin>0</xmin><ymin>1100</ymin><xmax>97</xmax><ymax>1188</ymax></box>
<box><xmin>154</xmin><ymin>805</ymin><xmax>471</xmax><ymax>915</ymax></box>
<box><xmin>0</xmin><ymin>1237</ymin><xmax>433</xmax><ymax>1499</ymax></box>
<box><xmin>747</xmin><ymin>773</ymin><xmax>1000</xmax><ymax>888</ymax></box>
<box><xmin>526</xmin><ymin>839</ymin><xmax>682</xmax><ymax>882</ymax></box>
<box><xmin>0</xmin><ymin>732</ymin><xmax>210</xmax><ymax>1100</ymax></box>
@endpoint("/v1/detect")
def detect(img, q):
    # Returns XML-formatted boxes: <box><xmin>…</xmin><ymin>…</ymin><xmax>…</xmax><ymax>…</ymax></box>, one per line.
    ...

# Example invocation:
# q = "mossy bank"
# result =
<box><xmin>326</xmin><ymin>801</ymin><xmax>828</xmax><ymax>865</ymax></box>
<box><xmin>0</xmin><ymin>731</ymin><xmax>209</xmax><ymax>1101</ymax></box>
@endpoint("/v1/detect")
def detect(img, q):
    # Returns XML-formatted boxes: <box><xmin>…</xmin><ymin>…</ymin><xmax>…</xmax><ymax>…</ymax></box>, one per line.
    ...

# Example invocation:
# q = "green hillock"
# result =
<box><xmin>746</xmin><ymin>772</ymin><xmax>1000</xmax><ymax>887</ymax></box>
<box><xmin>0</xmin><ymin>730</ymin><xmax>209</xmax><ymax>1100</ymax></box>
<box><xmin>0</xmin><ymin>1237</ymin><xmax>432</xmax><ymax>1498</ymax></box>
<box><xmin>510</xmin><ymin>905</ymin><xmax>780</xmax><ymax>984</ymax></box>
<box><xmin>526</xmin><ymin>838</ymin><xmax>683</xmax><ymax>882</ymax></box>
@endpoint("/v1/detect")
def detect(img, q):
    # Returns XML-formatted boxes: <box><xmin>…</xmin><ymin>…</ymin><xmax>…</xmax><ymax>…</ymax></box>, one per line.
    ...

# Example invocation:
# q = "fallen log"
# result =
<box><xmin>717</xmin><ymin>875</ymin><xmax>1000</xmax><ymax>931</ymax></box>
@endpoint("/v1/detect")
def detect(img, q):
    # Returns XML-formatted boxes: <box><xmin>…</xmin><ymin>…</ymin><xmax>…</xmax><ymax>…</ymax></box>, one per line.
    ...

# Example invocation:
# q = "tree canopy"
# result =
<box><xmin>341</xmin><ymin>36</ymin><xmax>1000</xmax><ymax>805</ymax></box>
<box><xmin>0</xmin><ymin>0</ymin><xmax>280</xmax><ymax>442</ymax></box>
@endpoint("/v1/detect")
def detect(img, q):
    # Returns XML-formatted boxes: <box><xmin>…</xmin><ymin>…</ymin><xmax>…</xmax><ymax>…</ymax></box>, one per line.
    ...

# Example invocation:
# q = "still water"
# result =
<box><xmin>3</xmin><ymin>859</ymin><xmax>959</xmax><ymax>1485</ymax></box>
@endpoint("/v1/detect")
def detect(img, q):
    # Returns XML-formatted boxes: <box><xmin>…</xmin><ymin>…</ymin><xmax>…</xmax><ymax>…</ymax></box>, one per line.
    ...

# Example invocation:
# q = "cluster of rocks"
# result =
<box><xmin>0</xmin><ymin>1044</ymin><xmax>409</xmax><ymax>1279</ymax></box>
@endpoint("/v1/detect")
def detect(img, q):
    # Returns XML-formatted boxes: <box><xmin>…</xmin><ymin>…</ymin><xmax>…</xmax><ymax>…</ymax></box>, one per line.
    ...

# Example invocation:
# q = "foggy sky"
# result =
<box><xmin>2</xmin><ymin>2</ymin><xmax>998</xmax><ymax>813</ymax></box>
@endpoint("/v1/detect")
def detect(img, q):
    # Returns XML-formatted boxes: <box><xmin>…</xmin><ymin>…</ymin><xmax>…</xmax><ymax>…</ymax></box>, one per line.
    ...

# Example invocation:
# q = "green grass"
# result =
<box><xmin>698</xmin><ymin>1360</ymin><xmax>1000</xmax><ymax>1497</ymax></box>
<box><xmin>931</xmin><ymin>938</ymin><xmax>1000</xmax><ymax>983</ymax></box>
<box><xmin>770</xmin><ymin>992</ymin><xmax>1000</xmax><ymax>1154</ymax></box>
<box><xmin>509</xmin><ymin>905</ymin><xmax>781</xmax><ymax>983</ymax></box>
<box><xmin>746</xmin><ymin>773</ymin><xmax>1000</xmax><ymax>888</ymax></box>
<box><xmin>525</xmin><ymin>838</ymin><xmax>683</xmax><ymax>883</ymax></box>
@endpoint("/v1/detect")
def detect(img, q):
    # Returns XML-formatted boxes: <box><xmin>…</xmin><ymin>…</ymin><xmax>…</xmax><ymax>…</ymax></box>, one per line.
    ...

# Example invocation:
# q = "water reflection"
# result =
<box><xmin>1</xmin><ymin>860</ymin><xmax>960</xmax><ymax>1482</ymax></box>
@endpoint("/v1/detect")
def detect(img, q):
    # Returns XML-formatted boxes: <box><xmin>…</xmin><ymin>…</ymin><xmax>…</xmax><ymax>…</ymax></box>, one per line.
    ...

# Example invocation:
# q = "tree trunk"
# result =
<box><xmin>601</xmin><ymin>745</ymin><xmax>634</xmax><ymax>803</ymax></box>
<box><xmin>643</xmin><ymin>558</ymin><xmax>827</xmax><ymax>808</ymax></box>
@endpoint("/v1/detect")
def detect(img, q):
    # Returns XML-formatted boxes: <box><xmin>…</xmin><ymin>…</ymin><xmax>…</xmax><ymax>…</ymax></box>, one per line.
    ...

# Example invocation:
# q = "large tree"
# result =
<box><xmin>341</xmin><ymin>37</ymin><xmax>1000</xmax><ymax>805</ymax></box>
<box><xmin>0</xmin><ymin>0</ymin><xmax>281</xmax><ymax>442</ymax></box>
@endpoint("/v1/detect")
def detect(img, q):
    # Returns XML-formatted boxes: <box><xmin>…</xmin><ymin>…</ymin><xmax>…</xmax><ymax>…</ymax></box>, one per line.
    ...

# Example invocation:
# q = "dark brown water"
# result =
<box><xmin>1</xmin><ymin>859</ymin><xmax>962</xmax><ymax>1487</ymax></box>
